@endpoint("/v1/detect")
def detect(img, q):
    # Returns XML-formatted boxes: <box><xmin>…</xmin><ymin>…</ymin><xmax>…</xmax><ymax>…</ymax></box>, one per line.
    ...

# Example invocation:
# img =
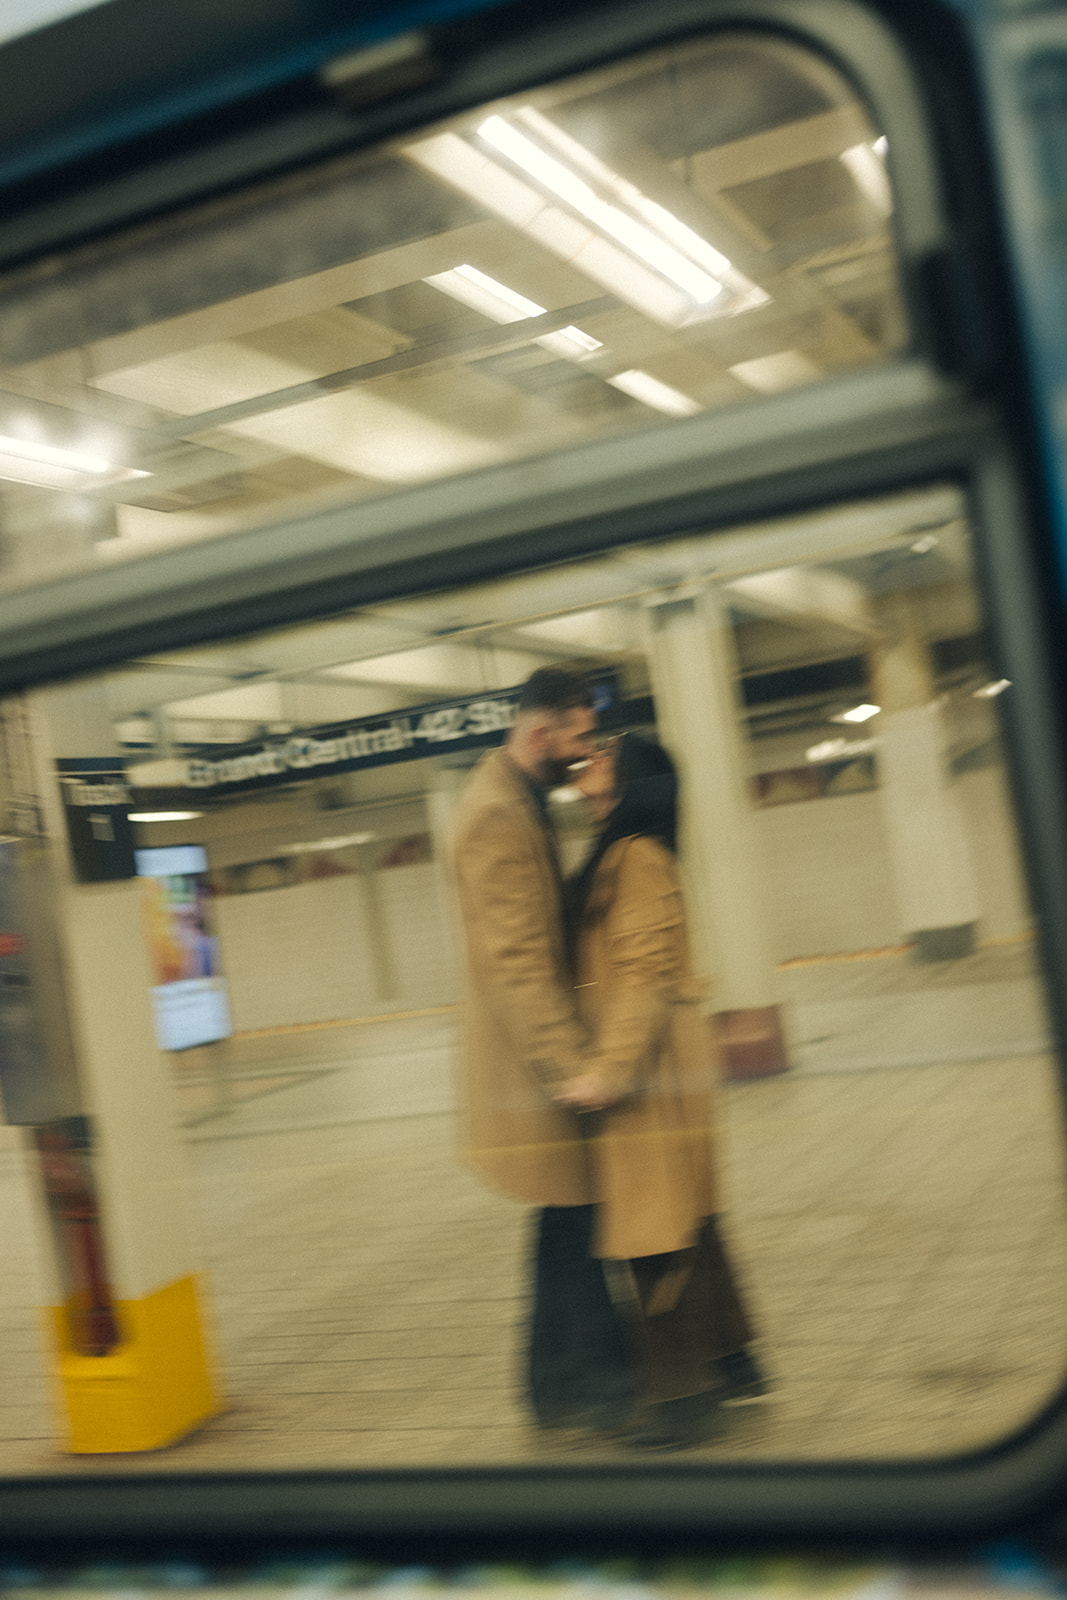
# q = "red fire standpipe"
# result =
<box><xmin>33</xmin><ymin>1123</ymin><xmax>119</xmax><ymax>1357</ymax></box>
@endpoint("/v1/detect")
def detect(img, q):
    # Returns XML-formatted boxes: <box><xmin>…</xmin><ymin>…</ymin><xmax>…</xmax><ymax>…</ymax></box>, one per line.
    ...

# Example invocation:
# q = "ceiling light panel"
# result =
<box><xmin>423</xmin><ymin>266</ymin><xmax>604</xmax><ymax>368</ymax></box>
<box><xmin>606</xmin><ymin>370</ymin><xmax>701</xmax><ymax>416</ymax></box>
<box><xmin>0</xmin><ymin>432</ymin><xmax>150</xmax><ymax>491</ymax></box>
<box><xmin>477</xmin><ymin>114</ymin><xmax>728</xmax><ymax>305</ymax></box>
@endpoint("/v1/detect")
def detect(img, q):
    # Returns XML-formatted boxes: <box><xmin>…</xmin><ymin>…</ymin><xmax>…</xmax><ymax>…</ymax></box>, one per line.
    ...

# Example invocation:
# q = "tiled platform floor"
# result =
<box><xmin>1</xmin><ymin>945</ymin><xmax>1065</xmax><ymax>1474</ymax></box>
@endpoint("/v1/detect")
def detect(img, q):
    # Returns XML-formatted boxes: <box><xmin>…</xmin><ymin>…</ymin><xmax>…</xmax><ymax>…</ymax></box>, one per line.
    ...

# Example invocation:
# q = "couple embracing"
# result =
<box><xmin>451</xmin><ymin>667</ymin><xmax>765</xmax><ymax>1450</ymax></box>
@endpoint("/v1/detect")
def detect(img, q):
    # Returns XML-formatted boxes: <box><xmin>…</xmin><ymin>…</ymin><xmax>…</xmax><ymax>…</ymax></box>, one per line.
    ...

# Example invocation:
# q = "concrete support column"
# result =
<box><xmin>645</xmin><ymin>586</ymin><xmax>788</xmax><ymax>1080</ymax></box>
<box><xmin>871</xmin><ymin>631</ymin><xmax>982</xmax><ymax>960</ymax></box>
<box><xmin>426</xmin><ymin>762</ymin><xmax>469</xmax><ymax>1002</ymax></box>
<box><xmin>360</xmin><ymin>866</ymin><xmax>398</xmax><ymax>1004</ymax></box>
<box><xmin>9</xmin><ymin>682</ymin><xmax>220</xmax><ymax>1452</ymax></box>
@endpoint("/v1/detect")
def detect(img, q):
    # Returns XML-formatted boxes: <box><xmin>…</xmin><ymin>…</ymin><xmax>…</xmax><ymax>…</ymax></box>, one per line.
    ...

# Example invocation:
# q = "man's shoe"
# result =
<box><xmin>626</xmin><ymin>1391</ymin><xmax>725</xmax><ymax>1450</ymax></box>
<box><xmin>716</xmin><ymin>1348</ymin><xmax>771</xmax><ymax>1405</ymax></box>
<box><xmin>533</xmin><ymin>1398</ymin><xmax>635</xmax><ymax>1434</ymax></box>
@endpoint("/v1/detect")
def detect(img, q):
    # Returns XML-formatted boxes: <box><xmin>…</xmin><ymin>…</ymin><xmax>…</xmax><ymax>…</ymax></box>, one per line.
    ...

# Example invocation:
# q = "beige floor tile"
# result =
<box><xmin>2</xmin><ymin>945</ymin><xmax>1066</xmax><ymax>1474</ymax></box>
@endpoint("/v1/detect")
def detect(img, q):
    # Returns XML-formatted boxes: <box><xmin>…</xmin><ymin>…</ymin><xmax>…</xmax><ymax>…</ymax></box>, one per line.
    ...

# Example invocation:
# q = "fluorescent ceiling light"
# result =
<box><xmin>841</xmin><ymin>143</ymin><xmax>892</xmax><ymax>216</ymax></box>
<box><xmin>503</xmin><ymin>107</ymin><xmax>768</xmax><ymax>312</ymax></box>
<box><xmin>128</xmin><ymin>811</ymin><xmax>203</xmax><ymax>823</ymax></box>
<box><xmin>537</xmin><ymin>324</ymin><xmax>603</xmax><ymax>357</ymax></box>
<box><xmin>910</xmin><ymin>533</ymin><xmax>939</xmax><ymax>554</ymax></box>
<box><xmin>0</xmin><ymin>432</ymin><xmax>150</xmax><ymax>491</ymax></box>
<box><xmin>508</xmin><ymin>106</ymin><xmax>767</xmax><ymax>308</ymax></box>
<box><xmin>729</xmin><ymin>351</ymin><xmax>823</xmax><ymax>393</ymax></box>
<box><xmin>425</xmin><ymin>263</ymin><xmax>544</xmax><ymax>322</ymax></box>
<box><xmin>424</xmin><ymin>265</ymin><xmax>602</xmax><ymax>360</ymax></box>
<box><xmin>833</xmin><ymin>702</ymin><xmax>881</xmax><ymax>724</ymax></box>
<box><xmin>479</xmin><ymin>115</ymin><xmax>724</xmax><ymax>304</ymax></box>
<box><xmin>407</xmin><ymin>134</ymin><xmax>701</xmax><ymax>327</ymax></box>
<box><xmin>405</xmin><ymin>121</ymin><xmax>766</xmax><ymax>328</ymax></box>
<box><xmin>606</xmin><ymin>369</ymin><xmax>700</xmax><ymax>417</ymax></box>
<box><xmin>283</xmin><ymin>832</ymin><xmax>376</xmax><ymax>853</ymax></box>
<box><xmin>805</xmin><ymin>737</ymin><xmax>876</xmax><ymax>763</ymax></box>
<box><xmin>516</xmin><ymin>107</ymin><xmax>737</xmax><ymax>283</ymax></box>
<box><xmin>973</xmin><ymin>679</ymin><xmax>1011</xmax><ymax>699</ymax></box>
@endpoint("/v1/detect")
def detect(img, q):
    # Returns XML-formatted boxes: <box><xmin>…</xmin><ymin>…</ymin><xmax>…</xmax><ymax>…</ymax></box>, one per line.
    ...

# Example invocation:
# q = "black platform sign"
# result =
<box><xmin>178</xmin><ymin>677</ymin><xmax>617</xmax><ymax>797</ymax></box>
<box><xmin>57</xmin><ymin>759</ymin><xmax>137</xmax><ymax>882</ymax></box>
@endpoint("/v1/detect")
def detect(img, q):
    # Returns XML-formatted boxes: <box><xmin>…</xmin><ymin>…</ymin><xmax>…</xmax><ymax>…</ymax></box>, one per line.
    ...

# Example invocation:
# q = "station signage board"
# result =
<box><xmin>178</xmin><ymin>678</ymin><xmax>616</xmax><ymax>797</ymax></box>
<box><xmin>57</xmin><ymin>758</ymin><xmax>137</xmax><ymax>881</ymax></box>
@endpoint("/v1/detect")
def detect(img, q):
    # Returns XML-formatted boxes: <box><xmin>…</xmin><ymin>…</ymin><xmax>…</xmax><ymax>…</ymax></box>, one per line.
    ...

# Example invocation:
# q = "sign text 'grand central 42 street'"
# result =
<box><xmin>183</xmin><ymin>692</ymin><xmax>520</xmax><ymax>792</ymax></box>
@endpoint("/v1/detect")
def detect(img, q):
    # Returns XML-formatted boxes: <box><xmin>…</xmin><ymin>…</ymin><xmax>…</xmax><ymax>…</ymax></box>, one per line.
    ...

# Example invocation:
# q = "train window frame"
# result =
<box><xmin>3</xmin><ymin>0</ymin><xmax>1067</xmax><ymax>1549</ymax></box>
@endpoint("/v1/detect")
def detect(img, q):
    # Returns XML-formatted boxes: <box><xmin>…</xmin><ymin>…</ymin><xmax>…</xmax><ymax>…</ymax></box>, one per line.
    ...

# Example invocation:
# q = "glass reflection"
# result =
<box><xmin>0</xmin><ymin>483</ymin><xmax>1064</xmax><ymax>1471</ymax></box>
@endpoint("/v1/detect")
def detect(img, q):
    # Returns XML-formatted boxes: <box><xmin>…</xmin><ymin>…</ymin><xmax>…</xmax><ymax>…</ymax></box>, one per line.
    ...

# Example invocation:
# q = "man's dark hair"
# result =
<box><xmin>516</xmin><ymin>666</ymin><xmax>594</xmax><ymax>715</ymax></box>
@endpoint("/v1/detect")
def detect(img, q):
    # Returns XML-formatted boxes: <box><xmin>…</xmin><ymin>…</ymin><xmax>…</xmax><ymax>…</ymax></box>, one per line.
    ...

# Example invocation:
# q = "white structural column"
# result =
<box><xmin>871</xmin><ymin>630</ymin><xmax>982</xmax><ymax>959</ymax></box>
<box><xmin>644</xmin><ymin>586</ymin><xmax>788</xmax><ymax>1079</ymax></box>
<box><xmin>19</xmin><ymin>681</ymin><xmax>219</xmax><ymax>1452</ymax></box>
<box><xmin>425</xmin><ymin>762</ymin><xmax>468</xmax><ymax>1001</ymax></box>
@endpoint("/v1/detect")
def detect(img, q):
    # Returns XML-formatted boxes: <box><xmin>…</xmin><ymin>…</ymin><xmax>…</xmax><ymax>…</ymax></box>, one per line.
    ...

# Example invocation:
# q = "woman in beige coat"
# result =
<box><xmin>557</xmin><ymin>732</ymin><xmax>765</xmax><ymax>1448</ymax></box>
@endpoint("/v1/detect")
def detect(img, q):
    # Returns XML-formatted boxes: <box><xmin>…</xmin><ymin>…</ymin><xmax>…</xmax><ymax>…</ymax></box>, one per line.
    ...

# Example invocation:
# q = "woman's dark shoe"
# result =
<box><xmin>534</xmin><ymin>1398</ymin><xmax>636</xmax><ymax>1435</ymax></box>
<box><xmin>626</xmin><ymin>1391</ymin><xmax>725</xmax><ymax>1450</ymax></box>
<box><xmin>717</xmin><ymin>1348</ymin><xmax>771</xmax><ymax>1405</ymax></box>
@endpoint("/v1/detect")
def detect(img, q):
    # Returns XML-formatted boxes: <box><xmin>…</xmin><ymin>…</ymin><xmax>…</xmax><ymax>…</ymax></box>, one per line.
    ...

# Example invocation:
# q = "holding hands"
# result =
<box><xmin>553</xmin><ymin>1073</ymin><xmax>621</xmax><ymax>1113</ymax></box>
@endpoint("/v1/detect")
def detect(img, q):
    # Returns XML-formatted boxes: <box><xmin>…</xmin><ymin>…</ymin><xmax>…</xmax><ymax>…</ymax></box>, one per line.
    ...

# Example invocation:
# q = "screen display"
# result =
<box><xmin>135</xmin><ymin>845</ymin><xmax>232</xmax><ymax>1051</ymax></box>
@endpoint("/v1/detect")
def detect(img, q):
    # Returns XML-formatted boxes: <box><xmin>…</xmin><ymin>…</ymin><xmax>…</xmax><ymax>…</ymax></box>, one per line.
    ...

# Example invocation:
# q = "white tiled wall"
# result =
<box><xmin>214</xmin><ymin>874</ymin><xmax>380</xmax><ymax>1031</ymax></box>
<box><xmin>212</xmin><ymin>764</ymin><xmax>1035</xmax><ymax>1029</ymax></box>
<box><xmin>756</xmin><ymin>789</ymin><xmax>900</xmax><ymax>959</ymax></box>
<box><xmin>755</xmin><ymin>764</ymin><xmax>1033</xmax><ymax>961</ymax></box>
<box><xmin>378</xmin><ymin>862</ymin><xmax>460</xmax><ymax>1007</ymax></box>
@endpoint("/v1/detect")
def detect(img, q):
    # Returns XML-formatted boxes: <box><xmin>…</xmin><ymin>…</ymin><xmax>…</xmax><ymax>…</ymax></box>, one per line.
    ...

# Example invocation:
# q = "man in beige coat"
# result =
<box><xmin>451</xmin><ymin>666</ymin><xmax>635</xmax><ymax>1431</ymax></box>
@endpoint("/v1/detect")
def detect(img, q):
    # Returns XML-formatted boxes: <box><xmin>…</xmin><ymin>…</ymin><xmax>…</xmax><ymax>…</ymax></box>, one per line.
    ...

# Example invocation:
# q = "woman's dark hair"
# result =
<box><xmin>565</xmin><ymin>731</ymin><xmax>679</xmax><ymax>963</ymax></box>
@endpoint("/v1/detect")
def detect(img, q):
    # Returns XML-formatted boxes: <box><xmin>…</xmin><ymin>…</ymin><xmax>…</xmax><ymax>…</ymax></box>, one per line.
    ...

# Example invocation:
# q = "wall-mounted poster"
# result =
<box><xmin>136</xmin><ymin>844</ymin><xmax>232</xmax><ymax>1051</ymax></box>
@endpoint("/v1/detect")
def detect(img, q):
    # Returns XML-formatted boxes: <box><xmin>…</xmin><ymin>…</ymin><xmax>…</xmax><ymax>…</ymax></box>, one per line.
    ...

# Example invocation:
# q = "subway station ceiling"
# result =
<box><xmin>0</xmin><ymin>26</ymin><xmax>972</xmax><ymax>763</ymax></box>
<box><xmin>106</xmin><ymin>484</ymin><xmax>982</xmax><ymax>770</ymax></box>
<box><xmin>0</xmin><ymin>29</ymin><xmax>903</xmax><ymax>584</ymax></box>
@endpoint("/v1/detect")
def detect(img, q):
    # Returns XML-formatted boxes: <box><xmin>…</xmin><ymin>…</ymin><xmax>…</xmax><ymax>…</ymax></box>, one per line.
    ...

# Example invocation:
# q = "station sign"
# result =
<box><xmin>177</xmin><ymin>678</ymin><xmax>616</xmax><ymax>797</ymax></box>
<box><xmin>56</xmin><ymin>758</ymin><xmax>137</xmax><ymax>881</ymax></box>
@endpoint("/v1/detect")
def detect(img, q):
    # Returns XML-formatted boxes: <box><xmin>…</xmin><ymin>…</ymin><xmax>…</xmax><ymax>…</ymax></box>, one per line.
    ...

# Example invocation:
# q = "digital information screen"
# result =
<box><xmin>134</xmin><ymin>844</ymin><xmax>232</xmax><ymax>1051</ymax></box>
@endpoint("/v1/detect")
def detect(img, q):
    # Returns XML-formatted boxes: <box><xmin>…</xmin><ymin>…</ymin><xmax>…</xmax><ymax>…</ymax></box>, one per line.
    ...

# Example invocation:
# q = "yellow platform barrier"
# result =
<box><xmin>48</xmin><ymin>1272</ymin><xmax>220</xmax><ymax>1453</ymax></box>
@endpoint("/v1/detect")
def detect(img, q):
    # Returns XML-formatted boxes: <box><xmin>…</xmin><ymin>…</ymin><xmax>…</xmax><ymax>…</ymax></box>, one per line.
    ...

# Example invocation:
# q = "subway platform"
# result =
<box><xmin>0</xmin><ymin>942</ymin><xmax>1065</xmax><ymax>1473</ymax></box>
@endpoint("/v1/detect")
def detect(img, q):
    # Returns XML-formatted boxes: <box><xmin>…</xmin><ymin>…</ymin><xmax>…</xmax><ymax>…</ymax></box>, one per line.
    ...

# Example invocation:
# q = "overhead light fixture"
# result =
<box><xmin>478</xmin><ymin>115</ymin><xmax>725</xmax><ymax>305</ymax></box>
<box><xmin>910</xmin><ymin>533</ymin><xmax>939</xmax><ymax>554</ymax></box>
<box><xmin>973</xmin><ymin>679</ymin><xmax>1011</xmax><ymax>699</ymax></box>
<box><xmin>426</xmin><ymin>263</ymin><xmax>545</xmax><ymax>322</ymax></box>
<box><xmin>0</xmin><ymin>432</ymin><xmax>151</xmax><ymax>492</ymax></box>
<box><xmin>729</xmin><ymin>351</ymin><xmax>823</xmax><ymax>393</ymax></box>
<box><xmin>515</xmin><ymin>106</ymin><xmax>736</xmax><ymax>284</ymax></box>
<box><xmin>607</xmin><ymin>369</ymin><xmax>700</xmax><ymax>416</ymax></box>
<box><xmin>538</xmin><ymin>324</ymin><xmax>603</xmax><ymax>357</ymax></box>
<box><xmin>806</xmin><ymin>736</ymin><xmax>876</xmax><ymax>763</ymax></box>
<box><xmin>283</xmin><ymin>832</ymin><xmax>376</xmax><ymax>853</ymax></box>
<box><xmin>840</xmin><ymin>142</ymin><xmax>892</xmax><ymax>217</ymax></box>
<box><xmin>128</xmin><ymin>810</ymin><xmax>203</xmax><ymax>823</ymax></box>
<box><xmin>833</xmin><ymin>702</ymin><xmax>881</xmax><ymax>724</ymax></box>
<box><xmin>424</xmin><ymin>265</ymin><xmax>603</xmax><ymax>360</ymax></box>
<box><xmin>405</xmin><ymin>117</ymin><xmax>766</xmax><ymax>329</ymax></box>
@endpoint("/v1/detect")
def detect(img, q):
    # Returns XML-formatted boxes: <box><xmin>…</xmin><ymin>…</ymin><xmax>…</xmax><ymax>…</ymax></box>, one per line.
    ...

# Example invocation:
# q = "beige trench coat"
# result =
<box><xmin>451</xmin><ymin>747</ymin><xmax>591</xmax><ymax>1206</ymax></box>
<box><xmin>577</xmin><ymin>834</ymin><xmax>718</xmax><ymax>1260</ymax></box>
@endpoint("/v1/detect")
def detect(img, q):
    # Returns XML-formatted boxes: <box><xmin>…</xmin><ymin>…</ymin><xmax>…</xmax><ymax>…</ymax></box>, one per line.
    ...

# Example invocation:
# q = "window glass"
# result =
<box><xmin>0</xmin><ymin>31</ymin><xmax>905</xmax><ymax>593</ymax></box>
<box><xmin>1</xmin><ymin>483</ymin><xmax>1063</xmax><ymax>1474</ymax></box>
